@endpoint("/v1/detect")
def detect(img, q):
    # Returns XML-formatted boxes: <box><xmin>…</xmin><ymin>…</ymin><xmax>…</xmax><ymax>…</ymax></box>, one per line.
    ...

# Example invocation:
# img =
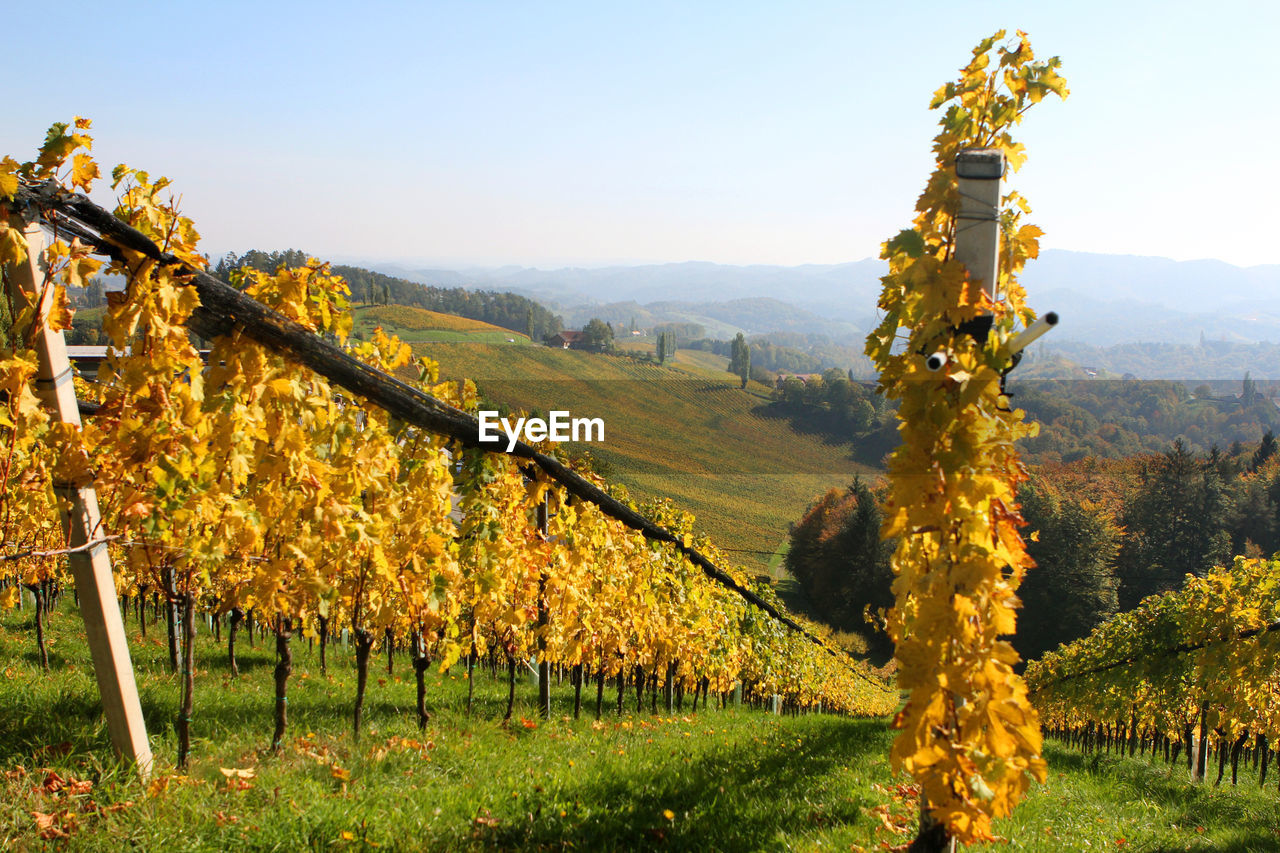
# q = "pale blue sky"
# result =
<box><xmin>4</xmin><ymin>1</ymin><xmax>1276</xmax><ymax>267</ymax></box>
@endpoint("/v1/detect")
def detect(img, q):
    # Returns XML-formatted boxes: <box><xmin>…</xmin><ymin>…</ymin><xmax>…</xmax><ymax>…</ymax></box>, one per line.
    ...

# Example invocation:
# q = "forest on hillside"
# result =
<box><xmin>786</xmin><ymin>435</ymin><xmax>1280</xmax><ymax>665</ymax></box>
<box><xmin>211</xmin><ymin>250</ymin><xmax>565</xmax><ymax>341</ymax></box>
<box><xmin>771</xmin><ymin>371</ymin><xmax>1280</xmax><ymax>467</ymax></box>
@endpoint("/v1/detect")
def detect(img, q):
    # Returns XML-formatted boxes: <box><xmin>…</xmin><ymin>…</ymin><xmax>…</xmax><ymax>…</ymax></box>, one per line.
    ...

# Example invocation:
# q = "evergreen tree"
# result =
<box><xmin>784</xmin><ymin>479</ymin><xmax>893</xmax><ymax>633</ymax></box>
<box><xmin>1263</xmin><ymin>434</ymin><xmax>1280</xmax><ymax>474</ymax></box>
<box><xmin>1017</xmin><ymin>478</ymin><xmax>1120</xmax><ymax>662</ymax></box>
<box><xmin>729</xmin><ymin>333</ymin><xmax>751</xmax><ymax>389</ymax></box>
<box><xmin>1243</xmin><ymin>372</ymin><xmax>1258</xmax><ymax>405</ymax></box>
<box><xmin>1116</xmin><ymin>440</ymin><xmax>1232</xmax><ymax>609</ymax></box>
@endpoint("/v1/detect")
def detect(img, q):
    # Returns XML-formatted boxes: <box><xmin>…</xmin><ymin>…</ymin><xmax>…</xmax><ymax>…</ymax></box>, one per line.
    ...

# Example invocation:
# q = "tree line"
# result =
<box><xmin>212</xmin><ymin>250</ymin><xmax>565</xmax><ymax>341</ymax></box>
<box><xmin>772</xmin><ymin>369</ymin><xmax>888</xmax><ymax>434</ymax></box>
<box><xmin>1010</xmin><ymin>377</ymin><xmax>1280</xmax><ymax>464</ymax></box>
<box><xmin>687</xmin><ymin>336</ymin><xmax>824</xmax><ymax>376</ymax></box>
<box><xmin>786</xmin><ymin>434</ymin><xmax>1280</xmax><ymax>664</ymax></box>
<box><xmin>771</xmin><ymin>374</ymin><xmax>1280</xmax><ymax>470</ymax></box>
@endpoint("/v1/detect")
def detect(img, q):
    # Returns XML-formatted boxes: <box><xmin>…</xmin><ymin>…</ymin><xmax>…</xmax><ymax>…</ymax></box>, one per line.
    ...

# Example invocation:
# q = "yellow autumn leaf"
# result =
<box><xmin>71</xmin><ymin>153</ymin><xmax>99</xmax><ymax>192</ymax></box>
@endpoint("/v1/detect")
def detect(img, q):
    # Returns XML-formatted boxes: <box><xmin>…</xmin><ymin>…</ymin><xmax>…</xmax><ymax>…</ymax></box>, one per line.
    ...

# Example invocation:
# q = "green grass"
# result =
<box><xmin>4</xmin><ymin>601</ymin><xmax>1279</xmax><ymax>850</ymax></box>
<box><xmin>415</xmin><ymin>342</ymin><xmax>869</xmax><ymax>573</ymax></box>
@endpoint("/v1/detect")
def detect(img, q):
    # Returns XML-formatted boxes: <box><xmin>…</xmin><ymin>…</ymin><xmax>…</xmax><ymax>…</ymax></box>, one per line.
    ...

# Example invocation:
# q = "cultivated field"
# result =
<box><xmin>353</xmin><ymin>306</ymin><xmax>533</xmax><ymax>345</ymax></box>
<box><xmin>413</xmin><ymin>342</ymin><xmax>873</xmax><ymax>574</ymax></box>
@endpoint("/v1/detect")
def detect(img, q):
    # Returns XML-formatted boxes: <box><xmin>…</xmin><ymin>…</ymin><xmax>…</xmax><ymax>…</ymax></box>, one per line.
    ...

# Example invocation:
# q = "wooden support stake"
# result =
<box><xmin>536</xmin><ymin>497</ymin><xmax>551</xmax><ymax>720</ymax></box>
<box><xmin>5</xmin><ymin>221</ymin><xmax>152</xmax><ymax>778</ymax></box>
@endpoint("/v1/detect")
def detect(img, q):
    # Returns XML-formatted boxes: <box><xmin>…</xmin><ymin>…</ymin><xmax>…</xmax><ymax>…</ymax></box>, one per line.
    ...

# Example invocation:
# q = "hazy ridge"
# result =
<box><xmin>368</xmin><ymin>250</ymin><xmax>1280</xmax><ymax>379</ymax></box>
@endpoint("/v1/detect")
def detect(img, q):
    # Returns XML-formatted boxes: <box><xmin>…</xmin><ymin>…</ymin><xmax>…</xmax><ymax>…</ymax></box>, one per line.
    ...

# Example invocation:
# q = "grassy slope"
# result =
<box><xmin>4</xmin><ymin>603</ymin><xmax>1278</xmax><ymax>851</ymax></box>
<box><xmin>414</xmin><ymin>342</ymin><xmax>868</xmax><ymax>574</ymax></box>
<box><xmin>614</xmin><ymin>338</ymin><xmax>733</xmax><ymax>375</ymax></box>
<box><xmin>351</xmin><ymin>305</ymin><xmax>533</xmax><ymax>345</ymax></box>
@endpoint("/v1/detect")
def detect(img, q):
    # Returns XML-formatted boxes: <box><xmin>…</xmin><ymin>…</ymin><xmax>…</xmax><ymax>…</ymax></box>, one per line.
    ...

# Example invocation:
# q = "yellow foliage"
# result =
<box><xmin>865</xmin><ymin>32</ymin><xmax>1066</xmax><ymax>844</ymax></box>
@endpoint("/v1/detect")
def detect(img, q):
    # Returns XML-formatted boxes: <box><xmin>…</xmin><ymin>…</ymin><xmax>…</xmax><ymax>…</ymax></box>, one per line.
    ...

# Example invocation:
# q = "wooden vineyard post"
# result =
<box><xmin>5</xmin><ymin>220</ymin><xmax>153</xmax><ymax>778</ymax></box>
<box><xmin>1194</xmin><ymin>700</ymin><xmax>1210</xmax><ymax>781</ymax></box>
<box><xmin>536</xmin><ymin>496</ymin><xmax>552</xmax><ymax>720</ymax></box>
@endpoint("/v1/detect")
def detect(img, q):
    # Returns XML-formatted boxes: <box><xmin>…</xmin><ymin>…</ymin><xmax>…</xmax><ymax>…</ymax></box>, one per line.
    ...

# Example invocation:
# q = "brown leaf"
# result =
<box><xmin>66</xmin><ymin>778</ymin><xmax>93</xmax><ymax>796</ymax></box>
<box><xmin>42</xmin><ymin>770</ymin><xmax>66</xmax><ymax>793</ymax></box>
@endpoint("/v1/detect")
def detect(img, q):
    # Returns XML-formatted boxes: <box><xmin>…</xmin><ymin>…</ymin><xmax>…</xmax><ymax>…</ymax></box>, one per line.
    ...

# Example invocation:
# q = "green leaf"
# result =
<box><xmin>885</xmin><ymin>229</ymin><xmax>926</xmax><ymax>260</ymax></box>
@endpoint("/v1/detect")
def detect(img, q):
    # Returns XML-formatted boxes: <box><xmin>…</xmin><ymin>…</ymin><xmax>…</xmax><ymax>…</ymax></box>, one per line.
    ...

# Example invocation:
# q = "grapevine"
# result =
<box><xmin>0</xmin><ymin>119</ymin><xmax>897</xmax><ymax>779</ymax></box>
<box><xmin>1027</xmin><ymin>555</ymin><xmax>1280</xmax><ymax>783</ymax></box>
<box><xmin>864</xmin><ymin>30</ymin><xmax>1067</xmax><ymax>845</ymax></box>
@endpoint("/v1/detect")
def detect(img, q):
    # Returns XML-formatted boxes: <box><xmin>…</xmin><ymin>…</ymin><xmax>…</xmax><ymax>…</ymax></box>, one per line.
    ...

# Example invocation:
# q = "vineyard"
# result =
<box><xmin>413</xmin><ymin>340</ymin><xmax>871</xmax><ymax>573</ymax></box>
<box><xmin>5</xmin><ymin>30</ymin><xmax>1280</xmax><ymax>852</ymax></box>
<box><xmin>7</xmin><ymin>576</ymin><xmax>1280</xmax><ymax>849</ymax></box>
<box><xmin>0</xmin><ymin>112</ymin><xmax>904</xmax><ymax>844</ymax></box>
<box><xmin>0</xmin><ymin>600</ymin><xmax>902</xmax><ymax>849</ymax></box>
<box><xmin>351</xmin><ymin>305</ymin><xmax>533</xmax><ymax>345</ymax></box>
<box><xmin>1027</xmin><ymin>555</ymin><xmax>1280</xmax><ymax>787</ymax></box>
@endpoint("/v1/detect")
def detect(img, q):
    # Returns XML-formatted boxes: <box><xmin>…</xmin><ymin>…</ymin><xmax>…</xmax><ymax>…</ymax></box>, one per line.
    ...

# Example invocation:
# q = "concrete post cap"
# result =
<box><xmin>956</xmin><ymin>148</ymin><xmax>1006</xmax><ymax>179</ymax></box>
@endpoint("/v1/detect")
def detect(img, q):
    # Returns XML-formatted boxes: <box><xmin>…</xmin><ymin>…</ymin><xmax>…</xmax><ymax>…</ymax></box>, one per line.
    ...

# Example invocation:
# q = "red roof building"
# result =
<box><xmin>548</xmin><ymin>330</ymin><xmax>585</xmax><ymax>349</ymax></box>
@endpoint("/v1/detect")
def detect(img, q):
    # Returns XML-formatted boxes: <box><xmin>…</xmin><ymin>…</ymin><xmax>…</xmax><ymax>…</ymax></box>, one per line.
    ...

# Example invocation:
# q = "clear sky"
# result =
<box><xmin>5</xmin><ymin>1</ymin><xmax>1277</xmax><ymax>268</ymax></box>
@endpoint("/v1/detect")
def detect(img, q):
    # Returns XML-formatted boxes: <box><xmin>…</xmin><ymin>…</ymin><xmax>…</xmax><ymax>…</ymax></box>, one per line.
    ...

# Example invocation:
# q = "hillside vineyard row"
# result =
<box><xmin>0</xmin><ymin>121</ymin><xmax>897</xmax><ymax>770</ymax></box>
<box><xmin>1027</xmin><ymin>555</ymin><xmax>1280</xmax><ymax>785</ymax></box>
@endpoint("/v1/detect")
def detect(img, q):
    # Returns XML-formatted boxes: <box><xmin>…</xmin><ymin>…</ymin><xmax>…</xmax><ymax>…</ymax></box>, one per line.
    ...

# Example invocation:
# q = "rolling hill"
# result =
<box><xmin>413</xmin><ymin>341</ymin><xmax>876</xmax><ymax>574</ymax></box>
<box><xmin>352</xmin><ymin>305</ymin><xmax>533</xmax><ymax>345</ymax></box>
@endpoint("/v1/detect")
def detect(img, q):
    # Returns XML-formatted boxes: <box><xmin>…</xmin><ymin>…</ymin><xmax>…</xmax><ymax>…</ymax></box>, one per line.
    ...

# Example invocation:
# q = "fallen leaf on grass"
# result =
<box><xmin>892</xmin><ymin>783</ymin><xmax>920</xmax><ymax>800</ymax></box>
<box><xmin>40</xmin><ymin>770</ymin><xmax>66</xmax><ymax>793</ymax></box>
<box><xmin>32</xmin><ymin>809</ymin><xmax>77</xmax><ymax>840</ymax></box>
<box><xmin>32</xmin><ymin>811</ymin><xmax>62</xmax><ymax>837</ymax></box>
<box><xmin>868</xmin><ymin>804</ymin><xmax>912</xmax><ymax>835</ymax></box>
<box><xmin>222</xmin><ymin>773</ymin><xmax>254</xmax><ymax>792</ymax></box>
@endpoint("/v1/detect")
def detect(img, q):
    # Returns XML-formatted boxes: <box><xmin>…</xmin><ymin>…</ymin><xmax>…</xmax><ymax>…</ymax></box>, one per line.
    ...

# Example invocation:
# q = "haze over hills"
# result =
<box><xmin>372</xmin><ymin>250</ymin><xmax>1280</xmax><ymax>349</ymax></box>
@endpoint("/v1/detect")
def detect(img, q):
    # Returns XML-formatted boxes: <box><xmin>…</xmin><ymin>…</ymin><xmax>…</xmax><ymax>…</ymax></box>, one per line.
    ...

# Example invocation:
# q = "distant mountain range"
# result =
<box><xmin>373</xmin><ymin>250</ymin><xmax>1280</xmax><ymax>349</ymax></box>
